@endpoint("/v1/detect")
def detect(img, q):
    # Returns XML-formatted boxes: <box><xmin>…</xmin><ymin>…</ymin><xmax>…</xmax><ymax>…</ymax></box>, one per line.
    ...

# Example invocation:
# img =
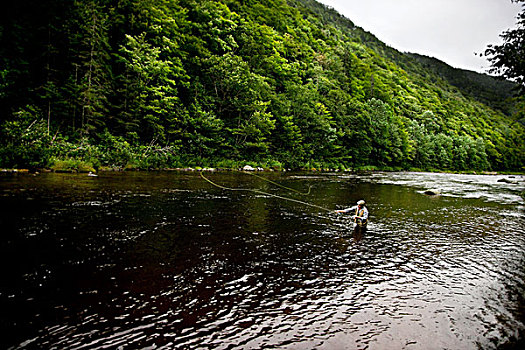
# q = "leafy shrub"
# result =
<box><xmin>0</xmin><ymin>106</ymin><xmax>52</xmax><ymax>169</ymax></box>
<box><xmin>49</xmin><ymin>158</ymin><xmax>96</xmax><ymax>173</ymax></box>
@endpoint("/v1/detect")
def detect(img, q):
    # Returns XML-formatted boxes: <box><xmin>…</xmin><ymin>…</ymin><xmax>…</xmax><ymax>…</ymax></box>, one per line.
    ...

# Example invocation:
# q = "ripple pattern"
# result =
<box><xmin>1</xmin><ymin>172</ymin><xmax>524</xmax><ymax>349</ymax></box>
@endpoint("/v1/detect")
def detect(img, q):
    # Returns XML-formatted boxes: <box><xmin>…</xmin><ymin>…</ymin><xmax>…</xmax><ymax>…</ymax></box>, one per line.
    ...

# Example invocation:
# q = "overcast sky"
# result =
<box><xmin>317</xmin><ymin>0</ymin><xmax>522</xmax><ymax>73</ymax></box>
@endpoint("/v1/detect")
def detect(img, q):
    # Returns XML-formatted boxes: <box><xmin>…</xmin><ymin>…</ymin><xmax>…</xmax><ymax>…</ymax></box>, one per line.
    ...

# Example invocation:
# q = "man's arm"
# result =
<box><xmin>336</xmin><ymin>205</ymin><xmax>357</xmax><ymax>213</ymax></box>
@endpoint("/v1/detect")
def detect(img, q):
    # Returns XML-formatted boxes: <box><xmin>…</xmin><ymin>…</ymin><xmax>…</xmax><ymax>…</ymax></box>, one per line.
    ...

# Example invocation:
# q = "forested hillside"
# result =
<box><xmin>1</xmin><ymin>0</ymin><xmax>524</xmax><ymax>171</ymax></box>
<box><xmin>408</xmin><ymin>53</ymin><xmax>519</xmax><ymax>117</ymax></box>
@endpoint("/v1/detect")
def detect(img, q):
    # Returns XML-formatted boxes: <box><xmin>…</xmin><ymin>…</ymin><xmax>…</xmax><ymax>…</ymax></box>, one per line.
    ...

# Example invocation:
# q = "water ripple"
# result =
<box><xmin>2</xmin><ymin>172</ymin><xmax>524</xmax><ymax>349</ymax></box>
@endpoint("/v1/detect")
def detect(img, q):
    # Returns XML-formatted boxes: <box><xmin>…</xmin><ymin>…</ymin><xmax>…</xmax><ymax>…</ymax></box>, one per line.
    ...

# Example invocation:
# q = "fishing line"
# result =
<box><xmin>200</xmin><ymin>172</ymin><xmax>356</xmax><ymax>240</ymax></box>
<box><xmin>240</xmin><ymin>171</ymin><xmax>312</xmax><ymax>195</ymax></box>
<box><xmin>214</xmin><ymin>167</ymin><xmax>312</xmax><ymax>195</ymax></box>
<box><xmin>200</xmin><ymin>172</ymin><xmax>333</xmax><ymax>213</ymax></box>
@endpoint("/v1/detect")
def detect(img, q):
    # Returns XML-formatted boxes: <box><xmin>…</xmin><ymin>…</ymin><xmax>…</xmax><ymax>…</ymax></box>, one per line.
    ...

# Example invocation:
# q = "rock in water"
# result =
<box><xmin>497</xmin><ymin>178</ymin><xmax>516</xmax><ymax>184</ymax></box>
<box><xmin>424</xmin><ymin>189</ymin><xmax>441</xmax><ymax>196</ymax></box>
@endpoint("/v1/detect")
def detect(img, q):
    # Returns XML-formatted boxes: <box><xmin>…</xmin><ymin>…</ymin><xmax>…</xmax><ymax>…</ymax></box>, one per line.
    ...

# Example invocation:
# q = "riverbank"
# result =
<box><xmin>2</xmin><ymin>166</ymin><xmax>523</xmax><ymax>176</ymax></box>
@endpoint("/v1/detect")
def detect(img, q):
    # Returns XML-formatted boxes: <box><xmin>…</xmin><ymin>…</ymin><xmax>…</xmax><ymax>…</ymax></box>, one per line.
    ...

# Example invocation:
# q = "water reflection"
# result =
<box><xmin>0</xmin><ymin>171</ymin><xmax>524</xmax><ymax>349</ymax></box>
<box><xmin>352</xmin><ymin>224</ymin><xmax>366</xmax><ymax>244</ymax></box>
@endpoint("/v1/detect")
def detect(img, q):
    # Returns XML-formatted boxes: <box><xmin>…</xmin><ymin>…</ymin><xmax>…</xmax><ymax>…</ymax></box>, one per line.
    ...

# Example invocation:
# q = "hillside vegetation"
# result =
<box><xmin>1</xmin><ymin>0</ymin><xmax>523</xmax><ymax>171</ymax></box>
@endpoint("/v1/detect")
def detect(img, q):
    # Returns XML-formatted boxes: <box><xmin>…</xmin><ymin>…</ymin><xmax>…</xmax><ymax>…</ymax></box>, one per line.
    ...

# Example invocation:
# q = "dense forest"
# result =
<box><xmin>1</xmin><ymin>0</ymin><xmax>524</xmax><ymax>172</ymax></box>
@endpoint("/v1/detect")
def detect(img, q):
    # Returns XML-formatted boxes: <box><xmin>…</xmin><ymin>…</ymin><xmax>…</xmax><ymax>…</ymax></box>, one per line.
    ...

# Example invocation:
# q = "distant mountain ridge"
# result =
<box><xmin>295</xmin><ymin>0</ymin><xmax>519</xmax><ymax>115</ymax></box>
<box><xmin>408</xmin><ymin>53</ymin><xmax>518</xmax><ymax>116</ymax></box>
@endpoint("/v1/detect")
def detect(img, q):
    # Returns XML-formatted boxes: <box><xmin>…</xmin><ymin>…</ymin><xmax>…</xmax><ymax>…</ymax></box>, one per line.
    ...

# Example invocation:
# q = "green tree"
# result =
<box><xmin>204</xmin><ymin>53</ymin><xmax>275</xmax><ymax>158</ymax></box>
<box><xmin>433</xmin><ymin>134</ymin><xmax>453</xmax><ymax>169</ymax></box>
<box><xmin>484</xmin><ymin>0</ymin><xmax>525</xmax><ymax>94</ymax></box>
<box><xmin>406</xmin><ymin>120</ymin><xmax>427</xmax><ymax>168</ymax></box>
<box><xmin>117</xmin><ymin>32</ymin><xmax>183</xmax><ymax>143</ymax></box>
<box><xmin>366</xmin><ymin>98</ymin><xmax>405</xmax><ymax>166</ymax></box>
<box><xmin>70</xmin><ymin>0</ymin><xmax>112</xmax><ymax>136</ymax></box>
<box><xmin>0</xmin><ymin>107</ymin><xmax>52</xmax><ymax>168</ymax></box>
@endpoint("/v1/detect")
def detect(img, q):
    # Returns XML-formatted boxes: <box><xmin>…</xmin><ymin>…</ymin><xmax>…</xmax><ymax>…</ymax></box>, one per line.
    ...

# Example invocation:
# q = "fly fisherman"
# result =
<box><xmin>336</xmin><ymin>200</ymin><xmax>368</xmax><ymax>227</ymax></box>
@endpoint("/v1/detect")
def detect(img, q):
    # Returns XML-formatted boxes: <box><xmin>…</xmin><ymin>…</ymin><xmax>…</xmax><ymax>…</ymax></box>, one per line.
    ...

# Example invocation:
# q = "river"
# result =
<box><xmin>1</xmin><ymin>171</ymin><xmax>524</xmax><ymax>349</ymax></box>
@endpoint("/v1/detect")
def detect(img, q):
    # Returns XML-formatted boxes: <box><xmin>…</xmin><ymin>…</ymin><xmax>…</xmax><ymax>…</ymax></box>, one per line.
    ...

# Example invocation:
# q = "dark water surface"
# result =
<box><xmin>1</xmin><ymin>171</ymin><xmax>524</xmax><ymax>349</ymax></box>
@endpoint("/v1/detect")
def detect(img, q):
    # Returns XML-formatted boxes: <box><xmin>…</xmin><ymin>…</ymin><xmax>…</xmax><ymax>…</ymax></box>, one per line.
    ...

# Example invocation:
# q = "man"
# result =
<box><xmin>336</xmin><ymin>200</ymin><xmax>368</xmax><ymax>227</ymax></box>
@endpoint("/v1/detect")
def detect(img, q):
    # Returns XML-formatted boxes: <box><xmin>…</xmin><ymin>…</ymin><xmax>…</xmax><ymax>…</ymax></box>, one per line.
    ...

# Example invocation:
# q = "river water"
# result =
<box><xmin>1</xmin><ymin>171</ymin><xmax>524</xmax><ymax>349</ymax></box>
